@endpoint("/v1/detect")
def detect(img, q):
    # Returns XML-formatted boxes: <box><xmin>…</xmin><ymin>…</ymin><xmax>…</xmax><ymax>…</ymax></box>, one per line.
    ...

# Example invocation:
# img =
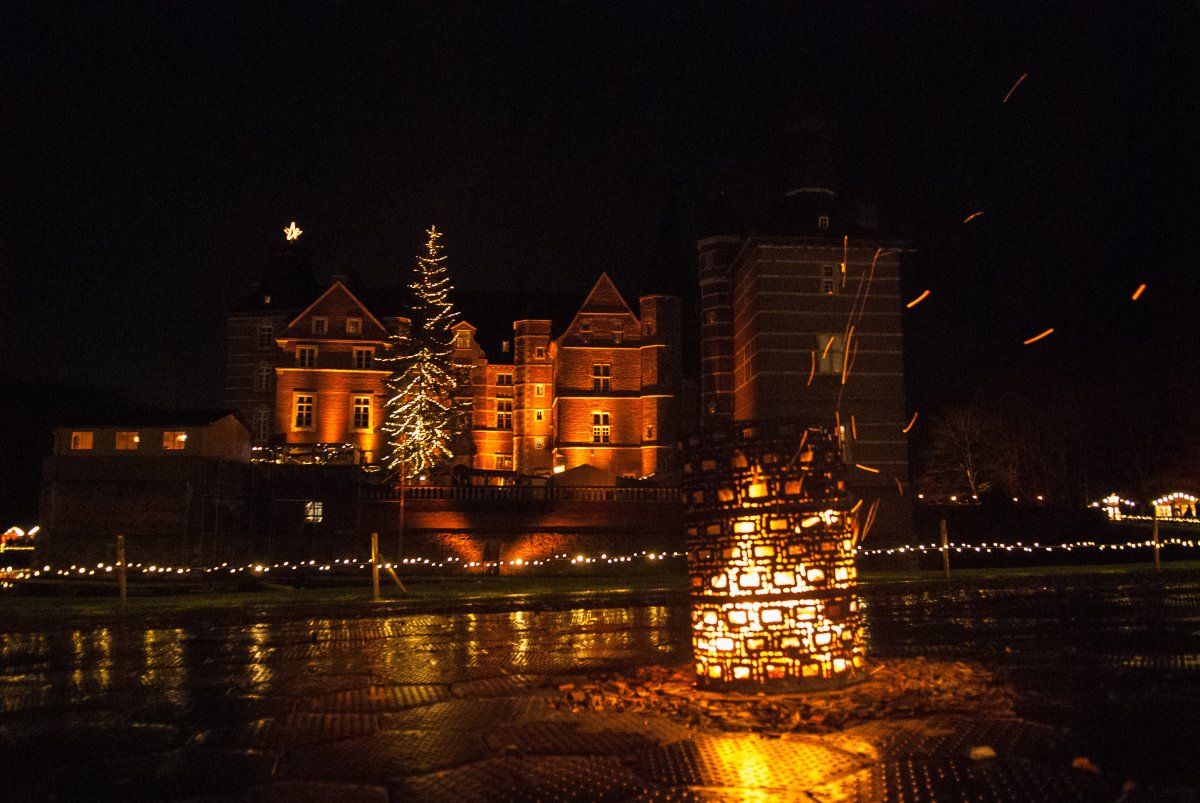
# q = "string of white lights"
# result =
<box><xmin>8</xmin><ymin>537</ymin><xmax>1199</xmax><ymax>582</ymax></box>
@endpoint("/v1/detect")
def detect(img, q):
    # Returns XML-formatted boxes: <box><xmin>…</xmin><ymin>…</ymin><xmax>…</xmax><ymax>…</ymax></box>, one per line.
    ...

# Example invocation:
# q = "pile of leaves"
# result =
<box><xmin>552</xmin><ymin>657</ymin><xmax>1015</xmax><ymax>734</ymax></box>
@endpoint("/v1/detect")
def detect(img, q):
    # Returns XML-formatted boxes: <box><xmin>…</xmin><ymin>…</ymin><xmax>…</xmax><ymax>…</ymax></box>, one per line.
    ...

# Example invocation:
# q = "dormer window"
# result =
<box><xmin>311</xmin><ymin>317</ymin><xmax>328</xmax><ymax>335</ymax></box>
<box><xmin>346</xmin><ymin>318</ymin><xmax>363</xmax><ymax>335</ymax></box>
<box><xmin>455</xmin><ymin>331</ymin><xmax>471</xmax><ymax>348</ymax></box>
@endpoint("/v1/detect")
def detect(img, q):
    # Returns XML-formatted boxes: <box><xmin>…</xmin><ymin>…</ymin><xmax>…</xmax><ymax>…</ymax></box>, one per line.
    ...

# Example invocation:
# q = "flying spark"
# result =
<box><xmin>906</xmin><ymin>290</ymin><xmax>931</xmax><ymax>308</ymax></box>
<box><xmin>1003</xmin><ymin>72</ymin><xmax>1028</xmax><ymax>103</ymax></box>
<box><xmin>963</xmin><ymin>212</ymin><xmax>984</xmax><ymax>224</ymax></box>
<box><xmin>894</xmin><ymin>477</ymin><xmax>904</xmax><ymax>496</ymax></box>
<box><xmin>1131</xmin><ymin>283</ymin><xmax>1147</xmax><ymax>301</ymax></box>
<box><xmin>1023</xmin><ymin>328</ymin><xmax>1055</xmax><ymax>345</ymax></box>
<box><xmin>851</xmin><ymin>415</ymin><xmax>858</xmax><ymax>439</ymax></box>
<box><xmin>855</xmin><ymin>463</ymin><xmax>880</xmax><ymax>474</ymax></box>
<box><xmin>902</xmin><ymin>411</ymin><xmax>919</xmax><ymax>434</ymax></box>
<box><xmin>807</xmin><ymin>351</ymin><xmax>815</xmax><ymax>385</ymax></box>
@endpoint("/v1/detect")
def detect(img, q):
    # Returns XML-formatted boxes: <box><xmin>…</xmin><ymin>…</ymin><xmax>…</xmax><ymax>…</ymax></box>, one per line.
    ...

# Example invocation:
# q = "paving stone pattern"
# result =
<box><xmin>1</xmin><ymin>575</ymin><xmax>1199</xmax><ymax>800</ymax></box>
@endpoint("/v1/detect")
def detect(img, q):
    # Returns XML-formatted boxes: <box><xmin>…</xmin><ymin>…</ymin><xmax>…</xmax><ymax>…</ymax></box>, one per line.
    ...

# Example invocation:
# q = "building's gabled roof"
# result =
<box><xmin>575</xmin><ymin>272</ymin><xmax>635</xmax><ymax>316</ymax></box>
<box><xmin>55</xmin><ymin>410</ymin><xmax>245</xmax><ymax>430</ymax></box>
<box><xmin>282</xmin><ymin>281</ymin><xmax>392</xmax><ymax>339</ymax></box>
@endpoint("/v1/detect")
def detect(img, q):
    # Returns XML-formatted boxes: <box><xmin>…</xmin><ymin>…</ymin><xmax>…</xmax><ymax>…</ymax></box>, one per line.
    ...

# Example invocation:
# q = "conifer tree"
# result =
<box><xmin>381</xmin><ymin>226</ymin><xmax>463</xmax><ymax>478</ymax></box>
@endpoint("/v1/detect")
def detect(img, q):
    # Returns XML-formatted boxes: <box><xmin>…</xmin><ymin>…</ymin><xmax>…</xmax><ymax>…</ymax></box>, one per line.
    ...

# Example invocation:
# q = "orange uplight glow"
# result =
<box><xmin>1131</xmin><ymin>283</ymin><xmax>1146</xmax><ymax>301</ymax></box>
<box><xmin>1023</xmin><ymin>328</ymin><xmax>1055</xmax><ymax>345</ymax></box>
<box><xmin>905</xmin><ymin>289</ymin><xmax>931</xmax><ymax>308</ymax></box>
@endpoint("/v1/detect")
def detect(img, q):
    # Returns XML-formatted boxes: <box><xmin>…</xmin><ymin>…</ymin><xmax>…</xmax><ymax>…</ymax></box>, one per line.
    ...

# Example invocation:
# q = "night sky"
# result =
<box><xmin>2</xmin><ymin>3</ymin><xmax>1197</xmax><ymax>518</ymax></box>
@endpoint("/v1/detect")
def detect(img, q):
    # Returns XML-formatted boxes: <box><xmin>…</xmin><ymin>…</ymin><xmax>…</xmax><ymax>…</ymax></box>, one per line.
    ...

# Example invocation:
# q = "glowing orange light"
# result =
<box><xmin>854</xmin><ymin>463</ymin><xmax>879</xmax><ymax>474</ymax></box>
<box><xmin>1003</xmin><ymin>72</ymin><xmax>1028</xmax><ymax>103</ymax></box>
<box><xmin>963</xmin><ymin>211</ymin><xmax>984</xmax><ymax>224</ymax></box>
<box><xmin>902</xmin><ymin>411</ymin><xmax>919</xmax><ymax>434</ymax></box>
<box><xmin>905</xmin><ymin>289</ymin><xmax>931</xmax><ymax>308</ymax></box>
<box><xmin>283</xmin><ymin>221</ymin><xmax>303</xmax><ymax>241</ymax></box>
<box><xmin>850</xmin><ymin>415</ymin><xmax>857</xmax><ymax>439</ymax></box>
<box><xmin>807</xmin><ymin>350</ymin><xmax>815</xmax><ymax>386</ymax></box>
<box><xmin>1023</xmin><ymin>328</ymin><xmax>1054</xmax><ymax>345</ymax></box>
<box><xmin>1131</xmin><ymin>283</ymin><xmax>1146</xmax><ymax>301</ymax></box>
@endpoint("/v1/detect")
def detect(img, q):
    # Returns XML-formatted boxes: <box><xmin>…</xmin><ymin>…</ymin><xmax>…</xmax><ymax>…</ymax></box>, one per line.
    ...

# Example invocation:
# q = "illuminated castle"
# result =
<box><xmin>223</xmin><ymin>241</ymin><xmax>681</xmax><ymax>481</ymax></box>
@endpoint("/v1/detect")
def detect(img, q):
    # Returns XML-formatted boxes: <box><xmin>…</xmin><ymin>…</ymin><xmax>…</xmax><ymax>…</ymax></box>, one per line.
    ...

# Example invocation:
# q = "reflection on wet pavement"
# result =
<box><xmin>0</xmin><ymin>574</ymin><xmax>1197</xmax><ymax>800</ymax></box>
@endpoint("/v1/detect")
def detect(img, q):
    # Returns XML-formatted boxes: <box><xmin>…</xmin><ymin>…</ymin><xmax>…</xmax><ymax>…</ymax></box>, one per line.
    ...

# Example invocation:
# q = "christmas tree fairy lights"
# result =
<box><xmin>380</xmin><ymin>226</ymin><xmax>465</xmax><ymax>479</ymax></box>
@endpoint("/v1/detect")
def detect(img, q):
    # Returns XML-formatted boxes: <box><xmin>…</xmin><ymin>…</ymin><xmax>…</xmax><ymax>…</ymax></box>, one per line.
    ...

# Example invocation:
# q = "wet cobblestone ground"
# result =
<box><xmin>1</xmin><ymin>571</ymin><xmax>1198</xmax><ymax>801</ymax></box>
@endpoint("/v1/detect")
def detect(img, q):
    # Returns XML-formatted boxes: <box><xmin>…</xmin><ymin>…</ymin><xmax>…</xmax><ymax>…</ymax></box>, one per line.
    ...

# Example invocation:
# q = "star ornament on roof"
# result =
<box><xmin>283</xmin><ymin>221</ymin><xmax>303</xmax><ymax>241</ymax></box>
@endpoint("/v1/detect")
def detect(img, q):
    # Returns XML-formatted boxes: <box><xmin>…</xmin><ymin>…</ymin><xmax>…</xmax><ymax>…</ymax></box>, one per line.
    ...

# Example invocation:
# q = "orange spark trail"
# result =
<box><xmin>855</xmin><ymin>463</ymin><xmax>880</xmax><ymax>474</ymax></box>
<box><xmin>963</xmin><ymin>211</ymin><xmax>984</xmax><ymax>223</ymax></box>
<box><xmin>894</xmin><ymin>477</ymin><xmax>904</xmax><ymax>496</ymax></box>
<box><xmin>1003</xmin><ymin>72</ymin><xmax>1028</xmax><ymax>103</ymax></box>
<box><xmin>807</xmin><ymin>350</ymin><xmax>816</xmax><ymax>385</ymax></box>
<box><xmin>821</xmin><ymin>336</ymin><xmax>835</xmax><ymax>359</ymax></box>
<box><xmin>851</xmin><ymin>415</ymin><xmax>858</xmax><ymax>439</ymax></box>
<box><xmin>1131</xmin><ymin>283</ymin><xmax>1147</xmax><ymax>301</ymax></box>
<box><xmin>841</xmin><ymin>235</ymin><xmax>848</xmax><ymax>287</ymax></box>
<box><xmin>906</xmin><ymin>289</ymin><xmax>931</xmax><ymax>308</ymax></box>
<box><xmin>1023</xmin><ymin>328</ymin><xmax>1054</xmax><ymax>345</ymax></box>
<box><xmin>902</xmin><ymin>411</ymin><xmax>919</xmax><ymax>434</ymax></box>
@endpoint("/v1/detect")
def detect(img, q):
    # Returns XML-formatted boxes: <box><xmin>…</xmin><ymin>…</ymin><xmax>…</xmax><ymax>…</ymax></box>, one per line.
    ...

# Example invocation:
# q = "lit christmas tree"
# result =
<box><xmin>381</xmin><ymin>226</ymin><xmax>464</xmax><ymax>479</ymax></box>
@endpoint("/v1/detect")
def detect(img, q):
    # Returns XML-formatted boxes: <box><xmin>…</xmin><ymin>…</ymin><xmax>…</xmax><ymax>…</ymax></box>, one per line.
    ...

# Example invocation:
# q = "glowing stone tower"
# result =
<box><xmin>684</xmin><ymin>421</ymin><xmax>866</xmax><ymax>690</ymax></box>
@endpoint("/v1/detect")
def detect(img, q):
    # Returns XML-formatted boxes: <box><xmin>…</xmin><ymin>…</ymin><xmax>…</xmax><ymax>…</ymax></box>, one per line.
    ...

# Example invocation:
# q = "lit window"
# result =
<box><xmin>455</xmin><ymin>331</ymin><xmax>471</xmax><ymax>348</ymax></box>
<box><xmin>353</xmin><ymin>348</ymin><xmax>373</xmax><ymax>370</ymax></box>
<box><xmin>304</xmin><ymin>501</ymin><xmax>323</xmax><ymax>524</ymax></box>
<box><xmin>294</xmin><ymin>395</ymin><xmax>314</xmax><ymax>430</ymax></box>
<box><xmin>494</xmin><ymin>454</ymin><xmax>513</xmax><ymax>470</ymax></box>
<box><xmin>346</xmin><ymin>317</ymin><xmax>363</xmax><ymax>335</ymax></box>
<box><xmin>535</xmin><ymin>409</ymin><xmax>544</xmax><ymax>422</ymax></box>
<box><xmin>163</xmin><ymin>431</ymin><xmax>187</xmax><ymax>450</ymax></box>
<box><xmin>817</xmin><ymin>334</ymin><xmax>844</xmax><ymax>374</ymax></box>
<box><xmin>253</xmin><ymin>409</ymin><xmax>270</xmax><ymax>443</ymax></box>
<box><xmin>297</xmin><ymin>346</ymin><xmax>317</xmax><ymax>368</ymax></box>
<box><xmin>535</xmin><ymin>346</ymin><xmax>546</xmax><ymax>359</ymax></box>
<box><xmin>534</xmin><ymin>436</ymin><xmax>545</xmax><ymax>449</ymax></box>
<box><xmin>257</xmin><ymin>322</ymin><xmax>274</xmax><ymax>349</ymax></box>
<box><xmin>352</xmin><ymin>396</ymin><xmax>371</xmax><ymax>431</ymax></box>
<box><xmin>497</xmin><ymin>373</ymin><xmax>513</xmax><ymax>386</ymax></box>
<box><xmin>821</xmin><ymin>266</ymin><xmax>837</xmax><ymax>295</ymax></box>
<box><xmin>818</xmin><ymin>215</ymin><xmax>830</xmax><ymax>229</ymax></box>
<box><xmin>116</xmin><ymin>431</ymin><xmax>140</xmax><ymax>450</ymax></box>
<box><xmin>592</xmin><ymin>363</ymin><xmax>611</xmax><ymax>392</ymax></box>
<box><xmin>256</xmin><ymin>362</ymin><xmax>273</xmax><ymax>391</ymax></box>
<box><xmin>705</xmin><ymin>310</ymin><xmax>717</xmax><ymax>325</ymax></box>
<box><xmin>535</xmin><ymin>384</ymin><xmax>545</xmax><ymax>397</ymax></box>
<box><xmin>496</xmin><ymin>399</ymin><xmax>513</xmax><ymax>430</ymax></box>
<box><xmin>70</xmin><ymin>431</ymin><xmax>93</xmax><ymax>450</ymax></box>
<box><xmin>646</xmin><ymin>425</ymin><xmax>654</xmax><ymax>440</ymax></box>
<box><xmin>592</xmin><ymin>411</ymin><xmax>611</xmax><ymax>443</ymax></box>
<box><xmin>311</xmin><ymin>317</ymin><xmax>328</xmax><ymax>335</ymax></box>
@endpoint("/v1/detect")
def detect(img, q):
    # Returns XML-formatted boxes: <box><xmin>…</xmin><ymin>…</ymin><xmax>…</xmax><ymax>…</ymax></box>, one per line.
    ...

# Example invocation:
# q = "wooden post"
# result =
<box><xmin>116</xmin><ymin>534</ymin><xmax>127</xmax><ymax>612</ymax></box>
<box><xmin>370</xmin><ymin>531</ymin><xmax>381</xmax><ymax>601</ymax></box>
<box><xmin>1152</xmin><ymin>514</ymin><xmax>1161</xmax><ymax>572</ymax></box>
<box><xmin>939</xmin><ymin>518</ymin><xmax>950</xmax><ymax>580</ymax></box>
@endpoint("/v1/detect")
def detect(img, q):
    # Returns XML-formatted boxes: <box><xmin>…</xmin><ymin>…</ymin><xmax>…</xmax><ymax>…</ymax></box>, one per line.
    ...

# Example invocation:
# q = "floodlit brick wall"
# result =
<box><xmin>514</xmin><ymin>320</ymin><xmax>554</xmax><ymax>474</ymax></box>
